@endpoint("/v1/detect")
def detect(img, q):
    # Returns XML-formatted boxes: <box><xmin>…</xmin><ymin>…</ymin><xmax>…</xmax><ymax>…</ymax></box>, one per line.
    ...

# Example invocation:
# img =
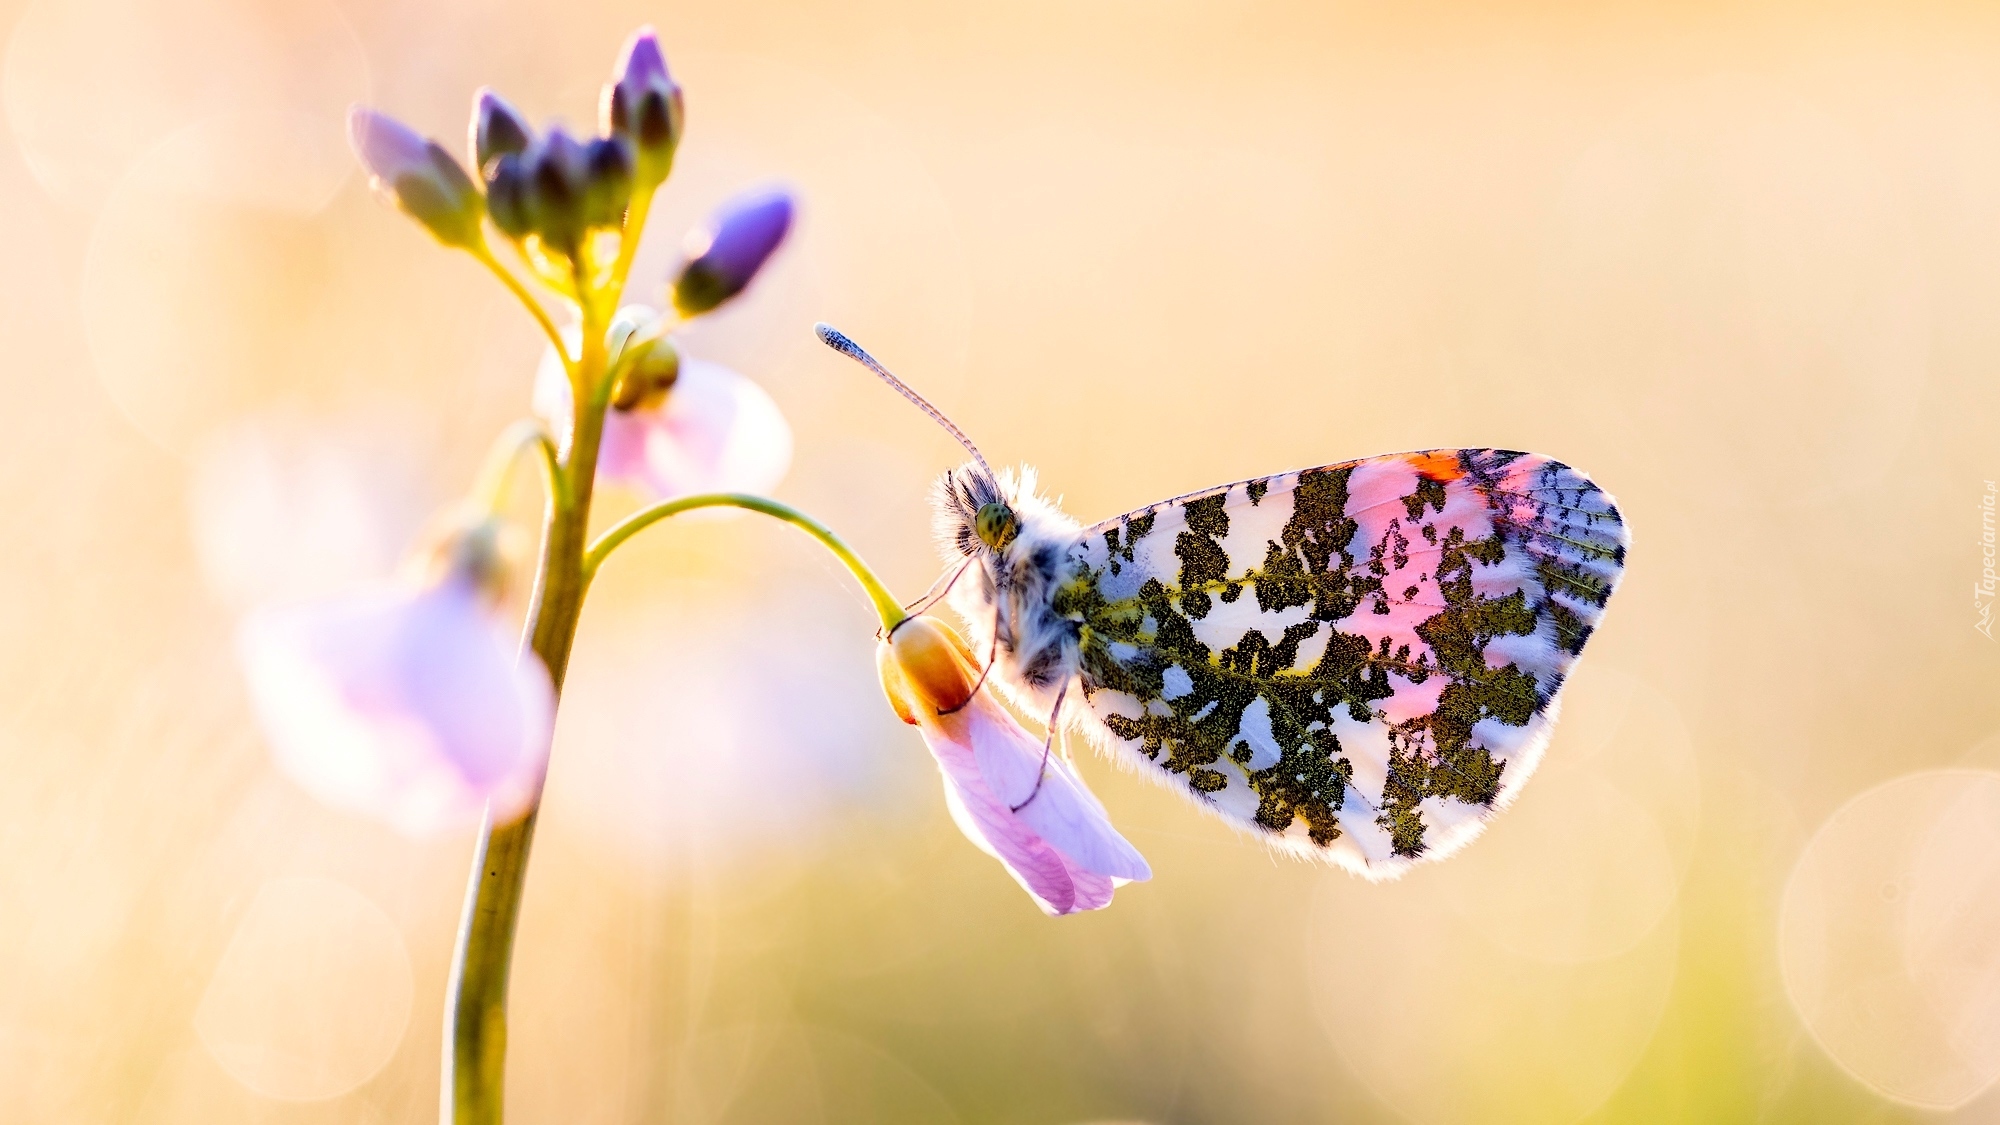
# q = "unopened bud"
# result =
<box><xmin>610</xmin><ymin>336</ymin><xmax>682</xmax><ymax>411</ymax></box>
<box><xmin>526</xmin><ymin>126</ymin><xmax>590</xmax><ymax>252</ymax></box>
<box><xmin>671</xmin><ymin>188</ymin><xmax>795</xmax><ymax>317</ymax></box>
<box><xmin>882</xmin><ymin>617</ymin><xmax>977</xmax><ymax>716</ymax></box>
<box><xmin>347</xmin><ymin>107</ymin><xmax>484</xmax><ymax>248</ymax></box>
<box><xmin>502</xmin><ymin>126</ymin><xmax>635</xmax><ymax>254</ymax></box>
<box><xmin>470</xmin><ymin>88</ymin><xmax>533</xmax><ymax>177</ymax></box>
<box><xmin>484</xmin><ymin>153</ymin><xmax>534</xmax><ymax>239</ymax></box>
<box><xmin>600</xmin><ymin>27</ymin><xmax>684</xmax><ymax>186</ymax></box>
<box><xmin>581</xmin><ymin>136</ymin><xmax>634</xmax><ymax>230</ymax></box>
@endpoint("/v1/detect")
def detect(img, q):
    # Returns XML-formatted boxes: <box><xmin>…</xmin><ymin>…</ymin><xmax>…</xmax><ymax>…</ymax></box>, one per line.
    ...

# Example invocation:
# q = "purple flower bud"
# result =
<box><xmin>484</xmin><ymin>153</ymin><xmax>533</xmax><ymax>239</ymax></box>
<box><xmin>581</xmin><ymin>136</ymin><xmax>633</xmax><ymax>229</ymax></box>
<box><xmin>470</xmin><ymin>88</ymin><xmax>533</xmax><ymax>177</ymax></box>
<box><xmin>350</xmin><ymin>107</ymin><xmax>429</xmax><ymax>181</ymax></box>
<box><xmin>600</xmin><ymin>26</ymin><xmax>684</xmax><ymax>182</ymax></box>
<box><xmin>348</xmin><ymin>107</ymin><xmax>483</xmax><ymax>248</ymax></box>
<box><xmin>526</xmin><ymin>126</ymin><xmax>590</xmax><ymax>251</ymax></box>
<box><xmin>484</xmin><ymin>125</ymin><xmax>632</xmax><ymax>252</ymax></box>
<box><xmin>672</xmin><ymin>188</ymin><xmax>795</xmax><ymax>317</ymax></box>
<box><xmin>616</xmin><ymin>27</ymin><xmax>670</xmax><ymax>89</ymax></box>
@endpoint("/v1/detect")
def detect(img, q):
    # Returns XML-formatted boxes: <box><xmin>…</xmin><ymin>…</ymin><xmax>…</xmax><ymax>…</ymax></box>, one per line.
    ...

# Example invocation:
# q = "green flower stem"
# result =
<box><xmin>585</xmin><ymin>493</ymin><xmax>908</xmax><ymax>633</ymax></box>
<box><xmin>443</xmin><ymin>295</ymin><xmax>611</xmax><ymax>1125</ymax></box>
<box><xmin>440</xmin><ymin>221</ymin><xmax>874</xmax><ymax>1125</ymax></box>
<box><xmin>471</xmin><ymin>240</ymin><xmax>572</xmax><ymax>379</ymax></box>
<box><xmin>603</xmin><ymin>180</ymin><xmax>657</xmax><ymax>317</ymax></box>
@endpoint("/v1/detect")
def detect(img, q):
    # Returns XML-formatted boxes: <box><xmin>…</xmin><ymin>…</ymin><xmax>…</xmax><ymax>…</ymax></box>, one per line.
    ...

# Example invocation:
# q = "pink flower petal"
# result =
<box><xmin>1008</xmin><ymin>756</ymin><xmax>1152</xmax><ymax>884</ymax></box>
<box><xmin>963</xmin><ymin>693</ymin><xmax>1047</xmax><ymax>806</ymax></box>
<box><xmin>533</xmin><ymin>314</ymin><xmax>791</xmax><ymax>500</ymax></box>
<box><xmin>880</xmin><ymin>617</ymin><xmax>1147</xmax><ymax>915</ymax></box>
<box><xmin>603</xmin><ymin>357</ymin><xmax>791</xmax><ymax>498</ymax></box>
<box><xmin>1067</xmin><ymin>869</ymin><xmax>1116</xmax><ymax>912</ymax></box>
<box><xmin>963</xmin><ymin>693</ymin><xmax>1150</xmax><ymax>883</ymax></box>
<box><xmin>940</xmin><ymin>776</ymin><xmax>1077</xmax><ymax>915</ymax></box>
<box><xmin>238</xmin><ymin>580</ymin><xmax>553</xmax><ymax>835</ymax></box>
<box><xmin>915</xmin><ymin>691</ymin><xmax>1146</xmax><ymax>914</ymax></box>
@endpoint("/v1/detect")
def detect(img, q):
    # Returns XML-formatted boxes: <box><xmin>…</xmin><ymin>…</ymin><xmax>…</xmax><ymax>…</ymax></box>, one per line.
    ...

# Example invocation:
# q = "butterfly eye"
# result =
<box><xmin>974</xmin><ymin>502</ymin><xmax>1019</xmax><ymax>551</ymax></box>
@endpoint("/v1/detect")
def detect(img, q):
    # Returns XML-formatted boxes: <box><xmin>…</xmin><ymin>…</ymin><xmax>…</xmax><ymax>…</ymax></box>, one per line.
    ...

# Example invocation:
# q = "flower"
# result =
<box><xmin>672</xmin><ymin>188</ymin><xmax>796</xmax><ymax>317</ymax></box>
<box><xmin>878</xmin><ymin>616</ymin><xmax>1150</xmax><ymax>915</ymax></box>
<box><xmin>600</xmin><ymin>26</ymin><xmax>684</xmax><ymax>181</ymax></box>
<box><xmin>237</xmin><ymin>522</ymin><xmax>554</xmax><ymax>836</ymax></box>
<box><xmin>346</xmin><ymin>107</ymin><xmax>484</xmax><ymax>248</ymax></box>
<box><xmin>533</xmin><ymin>307</ymin><xmax>791</xmax><ymax>499</ymax></box>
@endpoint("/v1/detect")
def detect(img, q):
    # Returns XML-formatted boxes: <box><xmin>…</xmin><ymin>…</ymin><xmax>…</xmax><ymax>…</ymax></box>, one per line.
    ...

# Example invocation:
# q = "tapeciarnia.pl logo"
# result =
<box><xmin>1980</xmin><ymin>481</ymin><xmax>1997</xmax><ymax>640</ymax></box>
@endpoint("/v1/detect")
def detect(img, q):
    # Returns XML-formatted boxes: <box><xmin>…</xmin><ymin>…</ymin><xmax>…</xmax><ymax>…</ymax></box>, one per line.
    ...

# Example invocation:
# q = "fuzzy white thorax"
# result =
<box><xmin>929</xmin><ymin>462</ymin><xmax>1086</xmax><ymax>720</ymax></box>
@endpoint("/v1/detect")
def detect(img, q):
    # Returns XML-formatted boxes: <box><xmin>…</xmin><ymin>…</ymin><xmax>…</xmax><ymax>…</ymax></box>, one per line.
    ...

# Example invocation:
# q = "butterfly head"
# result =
<box><xmin>934</xmin><ymin>461</ymin><xmax>1076</xmax><ymax>564</ymax></box>
<box><xmin>935</xmin><ymin>462</ymin><xmax>1010</xmax><ymax>558</ymax></box>
<box><xmin>974</xmin><ymin>501</ymin><xmax>1020</xmax><ymax>551</ymax></box>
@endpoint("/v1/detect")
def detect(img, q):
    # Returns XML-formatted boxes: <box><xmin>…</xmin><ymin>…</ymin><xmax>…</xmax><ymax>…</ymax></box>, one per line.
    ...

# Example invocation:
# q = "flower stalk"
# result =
<box><xmin>584</xmin><ymin>492</ymin><xmax>907</xmax><ymax>632</ymax></box>
<box><xmin>298</xmin><ymin>26</ymin><xmax>881</xmax><ymax>1125</ymax></box>
<box><xmin>434</xmin><ymin>130</ymin><xmax>814</xmax><ymax>1120</ymax></box>
<box><xmin>444</xmin><ymin>290</ymin><xmax>608</xmax><ymax>1125</ymax></box>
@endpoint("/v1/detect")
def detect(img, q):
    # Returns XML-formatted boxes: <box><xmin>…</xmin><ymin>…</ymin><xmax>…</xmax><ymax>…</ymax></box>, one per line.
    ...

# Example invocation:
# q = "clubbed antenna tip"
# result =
<box><xmin>814</xmin><ymin>323</ymin><xmax>992</xmax><ymax>477</ymax></box>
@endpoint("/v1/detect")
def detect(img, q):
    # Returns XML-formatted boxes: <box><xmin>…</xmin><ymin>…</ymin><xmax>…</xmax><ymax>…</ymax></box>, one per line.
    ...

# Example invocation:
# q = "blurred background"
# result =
<box><xmin>1</xmin><ymin>0</ymin><xmax>1998</xmax><ymax>1121</ymax></box>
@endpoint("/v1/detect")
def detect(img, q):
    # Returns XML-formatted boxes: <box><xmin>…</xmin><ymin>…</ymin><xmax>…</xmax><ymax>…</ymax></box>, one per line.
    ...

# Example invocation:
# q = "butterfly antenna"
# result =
<box><xmin>815</xmin><ymin>323</ymin><xmax>994</xmax><ymax>478</ymax></box>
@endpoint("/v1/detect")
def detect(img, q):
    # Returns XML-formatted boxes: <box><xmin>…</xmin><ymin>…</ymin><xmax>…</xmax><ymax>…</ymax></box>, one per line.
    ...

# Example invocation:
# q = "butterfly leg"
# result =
<box><xmin>938</xmin><ymin>599</ymin><xmax>1003</xmax><ymax>716</ymax></box>
<box><xmin>897</xmin><ymin>557</ymin><xmax>973</xmax><ymax>621</ymax></box>
<box><xmin>1010</xmin><ymin>680</ymin><xmax>1069</xmax><ymax>813</ymax></box>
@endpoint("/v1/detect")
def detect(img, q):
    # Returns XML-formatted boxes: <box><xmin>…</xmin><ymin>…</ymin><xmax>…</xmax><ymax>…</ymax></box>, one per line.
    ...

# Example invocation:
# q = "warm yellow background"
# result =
<box><xmin>3</xmin><ymin>0</ymin><xmax>1999</xmax><ymax>1121</ymax></box>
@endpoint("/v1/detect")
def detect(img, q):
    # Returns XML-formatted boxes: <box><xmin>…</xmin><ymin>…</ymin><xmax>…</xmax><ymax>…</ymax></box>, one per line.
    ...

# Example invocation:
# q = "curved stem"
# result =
<box><xmin>472</xmin><ymin>241</ymin><xmax>572</xmax><ymax>379</ymax></box>
<box><xmin>471</xmin><ymin>420</ymin><xmax>565</xmax><ymax>514</ymax></box>
<box><xmin>585</xmin><ymin>493</ymin><xmax>907</xmax><ymax>633</ymax></box>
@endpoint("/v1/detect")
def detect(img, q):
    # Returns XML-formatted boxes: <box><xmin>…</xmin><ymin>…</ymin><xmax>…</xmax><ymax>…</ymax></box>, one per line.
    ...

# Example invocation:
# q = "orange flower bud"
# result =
<box><xmin>883</xmin><ymin>617</ymin><xmax>977</xmax><ymax>716</ymax></box>
<box><xmin>876</xmin><ymin>642</ymin><xmax>917</xmax><ymax>726</ymax></box>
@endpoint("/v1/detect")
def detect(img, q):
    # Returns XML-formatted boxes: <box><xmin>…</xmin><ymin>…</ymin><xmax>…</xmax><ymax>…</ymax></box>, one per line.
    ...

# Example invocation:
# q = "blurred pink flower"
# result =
<box><xmin>238</xmin><ymin>555</ymin><xmax>553</xmax><ymax>836</ymax></box>
<box><xmin>879</xmin><ymin>617</ymin><xmax>1150</xmax><ymax>915</ymax></box>
<box><xmin>535</xmin><ymin>308</ymin><xmax>791</xmax><ymax>500</ymax></box>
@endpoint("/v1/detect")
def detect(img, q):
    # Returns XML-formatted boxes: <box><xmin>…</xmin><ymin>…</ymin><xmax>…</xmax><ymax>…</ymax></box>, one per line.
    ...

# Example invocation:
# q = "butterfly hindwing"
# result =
<box><xmin>1056</xmin><ymin>449</ymin><xmax>1627</xmax><ymax>878</ymax></box>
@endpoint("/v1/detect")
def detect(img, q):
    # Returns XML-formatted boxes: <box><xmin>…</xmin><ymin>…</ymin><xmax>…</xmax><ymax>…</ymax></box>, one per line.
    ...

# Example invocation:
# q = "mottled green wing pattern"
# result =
<box><xmin>1054</xmin><ymin>449</ymin><xmax>1626</xmax><ymax>879</ymax></box>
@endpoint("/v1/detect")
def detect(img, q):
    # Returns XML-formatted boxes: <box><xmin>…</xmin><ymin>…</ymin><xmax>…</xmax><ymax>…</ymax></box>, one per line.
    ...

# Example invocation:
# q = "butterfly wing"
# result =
<box><xmin>1056</xmin><ymin>449</ymin><xmax>1626</xmax><ymax>879</ymax></box>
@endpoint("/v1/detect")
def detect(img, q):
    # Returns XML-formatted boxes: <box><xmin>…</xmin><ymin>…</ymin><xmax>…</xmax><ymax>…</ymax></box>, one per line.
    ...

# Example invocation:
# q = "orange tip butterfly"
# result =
<box><xmin>819</xmin><ymin>324</ymin><xmax>1628</xmax><ymax>879</ymax></box>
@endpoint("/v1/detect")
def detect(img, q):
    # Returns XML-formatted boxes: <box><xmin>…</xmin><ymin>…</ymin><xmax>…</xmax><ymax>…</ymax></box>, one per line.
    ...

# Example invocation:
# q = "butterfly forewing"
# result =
<box><xmin>1057</xmin><ymin>448</ymin><xmax>1627</xmax><ymax>878</ymax></box>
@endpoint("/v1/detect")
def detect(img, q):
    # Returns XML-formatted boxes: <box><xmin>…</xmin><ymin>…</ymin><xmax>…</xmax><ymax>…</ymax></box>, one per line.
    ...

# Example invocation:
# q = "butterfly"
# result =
<box><xmin>819</xmin><ymin>325</ymin><xmax>1628</xmax><ymax>879</ymax></box>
